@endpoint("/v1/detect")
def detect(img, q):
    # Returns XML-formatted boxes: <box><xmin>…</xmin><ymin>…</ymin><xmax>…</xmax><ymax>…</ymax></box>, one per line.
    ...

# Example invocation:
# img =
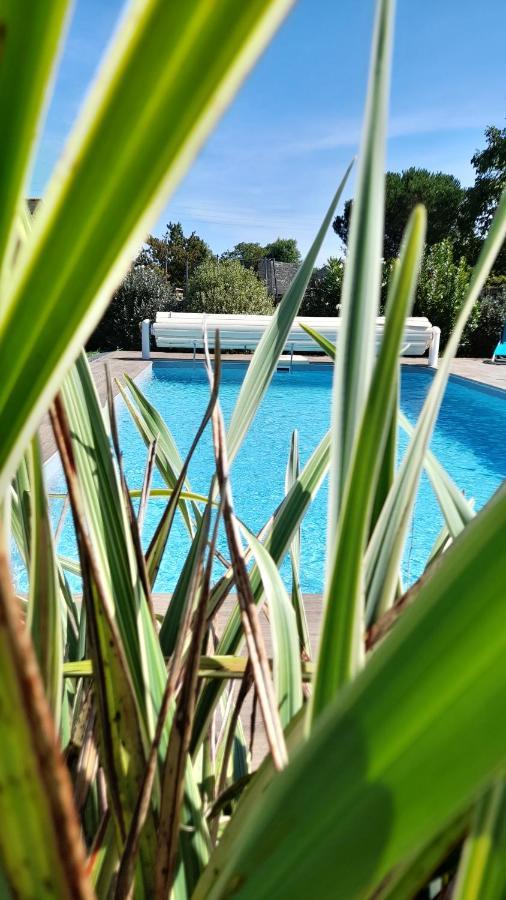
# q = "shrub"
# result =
<box><xmin>185</xmin><ymin>257</ymin><xmax>274</xmax><ymax>315</ymax></box>
<box><xmin>87</xmin><ymin>265</ymin><xmax>175</xmax><ymax>350</ymax></box>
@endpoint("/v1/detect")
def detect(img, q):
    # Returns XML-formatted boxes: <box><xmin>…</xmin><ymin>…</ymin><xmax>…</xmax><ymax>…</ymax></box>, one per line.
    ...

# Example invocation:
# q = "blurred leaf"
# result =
<box><xmin>201</xmin><ymin>484</ymin><xmax>506</xmax><ymax>900</ymax></box>
<box><xmin>454</xmin><ymin>780</ymin><xmax>506</xmax><ymax>900</ymax></box>
<box><xmin>0</xmin><ymin>0</ymin><xmax>294</xmax><ymax>495</ymax></box>
<box><xmin>26</xmin><ymin>437</ymin><xmax>63</xmax><ymax>728</ymax></box>
<box><xmin>375</xmin><ymin>813</ymin><xmax>468</xmax><ymax>900</ymax></box>
<box><xmin>0</xmin><ymin>526</ymin><xmax>92</xmax><ymax>899</ymax></box>
<box><xmin>0</xmin><ymin>0</ymin><xmax>70</xmax><ymax>271</ymax></box>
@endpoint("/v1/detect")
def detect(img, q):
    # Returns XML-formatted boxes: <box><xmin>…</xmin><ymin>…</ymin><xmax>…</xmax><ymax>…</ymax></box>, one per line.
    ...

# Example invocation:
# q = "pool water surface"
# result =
<box><xmin>25</xmin><ymin>362</ymin><xmax>506</xmax><ymax>594</ymax></box>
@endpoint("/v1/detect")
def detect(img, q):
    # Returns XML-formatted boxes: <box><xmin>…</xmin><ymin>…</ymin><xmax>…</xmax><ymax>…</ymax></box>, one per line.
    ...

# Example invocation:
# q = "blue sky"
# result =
<box><xmin>32</xmin><ymin>0</ymin><xmax>506</xmax><ymax>264</ymax></box>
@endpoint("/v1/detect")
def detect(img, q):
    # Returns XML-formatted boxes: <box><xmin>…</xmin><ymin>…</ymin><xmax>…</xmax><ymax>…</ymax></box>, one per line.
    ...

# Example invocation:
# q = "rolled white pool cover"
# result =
<box><xmin>145</xmin><ymin>312</ymin><xmax>439</xmax><ymax>364</ymax></box>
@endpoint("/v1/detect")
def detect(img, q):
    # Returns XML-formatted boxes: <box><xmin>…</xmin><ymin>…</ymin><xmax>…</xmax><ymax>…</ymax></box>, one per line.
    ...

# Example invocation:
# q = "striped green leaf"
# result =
<box><xmin>327</xmin><ymin>0</ymin><xmax>394</xmax><ymax>534</ymax></box>
<box><xmin>285</xmin><ymin>430</ymin><xmax>311</xmax><ymax>656</ymax></box>
<box><xmin>201</xmin><ymin>484</ymin><xmax>506</xmax><ymax>900</ymax></box>
<box><xmin>226</xmin><ymin>163</ymin><xmax>352</xmax><ymax>462</ymax></box>
<box><xmin>366</xmin><ymin>186</ymin><xmax>506</xmax><ymax>622</ymax></box>
<box><xmin>60</xmin><ymin>355</ymin><xmax>210</xmax><ymax>891</ymax></box>
<box><xmin>310</xmin><ymin>205</ymin><xmax>425</xmax><ymax>720</ymax></box>
<box><xmin>192</xmin><ymin>430</ymin><xmax>330</xmax><ymax>752</ymax></box>
<box><xmin>240</xmin><ymin>524</ymin><xmax>302</xmax><ymax>728</ymax></box>
<box><xmin>118</xmin><ymin>375</ymin><xmax>198</xmax><ymax>535</ymax></box>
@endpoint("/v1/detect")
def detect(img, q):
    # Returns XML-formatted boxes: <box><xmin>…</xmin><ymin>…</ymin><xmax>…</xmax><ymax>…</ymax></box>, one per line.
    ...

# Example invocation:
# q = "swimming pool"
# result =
<box><xmin>34</xmin><ymin>362</ymin><xmax>506</xmax><ymax>594</ymax></box>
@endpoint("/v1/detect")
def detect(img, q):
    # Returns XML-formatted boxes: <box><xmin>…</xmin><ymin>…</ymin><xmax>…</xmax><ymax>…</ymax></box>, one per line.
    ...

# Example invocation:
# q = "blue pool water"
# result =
<box><xmin>26</xmin><ymin>362</ymin><xmax>506</xmax><ymax>593</ymax></box>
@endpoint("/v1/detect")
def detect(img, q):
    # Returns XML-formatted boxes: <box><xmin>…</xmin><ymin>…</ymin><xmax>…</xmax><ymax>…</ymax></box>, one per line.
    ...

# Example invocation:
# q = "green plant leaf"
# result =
<box><xmin>327</xmin><ymin>0</ymin><xmax>394</xmax><ymax>533</ymax></box>
<box><xmin>200</xmin><ymin>484</ymin><xmax>506</xmax><ymax>900</ymax></box>
<box><xmin>26</xmin><ymin>437</ymin><xmax>63</xmax><ymax>729</ymax></box>
<box><xmin>0</xmin><ymin>0</ymin><xmax>295</xmax><ymax>496</ymax></box>
<box><xmin>454</xmin><ymin>780</ymin><xmax>506</xmax><ymax>900</ymax></box>
<box><xmin>285</xmin><ymin>430</ymin><xmax>311</xmax><ymax>656</ymax></box>
<box><xmin>375</xmin><ymin>813</ymin><xmax>468</xmax><ymax>900</ymax></box>
<box><xmin>191</xmin><ymin>429</ymin><xmax>330</xmax><ymax>752</ymax></box>
<box><xmin>0</xmin><ymin>526</ymin><xmax>92</xmax><ymax>899</ymax></box>
<box><xmin>310</xmin><ymin>205</ymin><xmax>425</xmax><ymax>720</ymax></box>
<box><xmin>0</xmin><ymin>0</ymin><xmax>70</xmax><ymax>271</ymax></box>
<box><xmin>118</xmin><ymin>375</ymin><xmax>198</xmax><ymax>536</ymax></box>
<box><xmin>226</xmin><ymin>162</ymin><xmax>352</xmax><ymax>462</ymax></box>
<box><xmin>299</xmin><ymin>324</ymin><xmax>477</xmax><ymax>546</ymax></box>
<box><xmin>239</xmin><ymin>523</ymin><xmax>302</xmax><ymax>728</ymax></box>
<box><xmin>366</xmin><ymin>185</ymin><xmax>506</xmax><ymax>623</ymax></box>
<box><xmin>59</xmin><ymin>355</ymin><xmax>210</xmax><ymax>890</ymax></box>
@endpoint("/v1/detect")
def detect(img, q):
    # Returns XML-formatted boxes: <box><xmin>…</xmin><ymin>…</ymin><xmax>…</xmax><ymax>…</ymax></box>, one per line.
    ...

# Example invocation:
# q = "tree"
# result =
<box><xmin>137</xmin><ymin>222</ymin><xmax>211</xmax><ymax>287</ymax></box>
<box><xmin>185</xmin><ymin>258</ymin><xmax>274</xmax><ymax>315</ymax></box>
<box><xmin>88</xmin><ymin>266</ymin><xmax>175</xmax><ymax>350</ymax></box>
<box><xmin>458</xmin><ymin>125</ymin><xmax>506</xmax><ymax>273</ymax></box>
<box><xmin>221</xmin><ymin>241</ymin><xmax>265</xmax><ymax>270</ymax></box>
<box><xmin>263</xmin><ymin>237</ymin><xmax>301</xmax><ymax>263</ymax></box>
<box><xmin>334</xmin><ymin>168</ymin><xmax>465</xmax><ymax>259</ymax></box>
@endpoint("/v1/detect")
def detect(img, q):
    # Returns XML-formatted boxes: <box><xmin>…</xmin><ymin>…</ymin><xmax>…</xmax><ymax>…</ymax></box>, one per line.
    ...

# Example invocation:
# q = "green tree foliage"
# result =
<box><xmin>88</xmin><ymin>266</ymin><xmax>175</xmax><ymax>350</ymax></box>
<box><xmin>221</xmin><ymin>241</ymin><xmax>265</xmax><ymax>270</ymax></box>
<box><xmin>263</xmin><ymin>236</ymin><xmax>301</xmax><ymax>263</ymax></box>
<box><xmin>137</xmin><ymin>221</ymin><xmax>211</xmax><ymax>287</ymax></box>
<box><xmin>301</xmin><ymin>257</ymin><xmax>344</xmax><ymax>315</ymax></box>
<box><xmin>334</xmin><ymin>168</ymin><xmax>465</xmax><ymax>258</ymax></box>
<box><xmin>414</xmin><ymin>239</ymin><xmax>472</xmax><ymax>348</ymax></box>
<box><xmin>458</xmin><ymin>125</ymin><xmax>506</xmax><ymax>273</ymax></box>
<box><xmin>185</xmin><ymin>257</ymin><xmax>274</xmax><ymax>315</ymax></box>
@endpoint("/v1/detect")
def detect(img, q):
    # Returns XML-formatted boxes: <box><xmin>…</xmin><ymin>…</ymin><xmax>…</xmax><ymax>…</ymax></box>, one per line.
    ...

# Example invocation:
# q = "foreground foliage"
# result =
<box><xmin>0</xmin><ymin>1</ymin><xmax>506</xmax><ymax>898</ymax></box>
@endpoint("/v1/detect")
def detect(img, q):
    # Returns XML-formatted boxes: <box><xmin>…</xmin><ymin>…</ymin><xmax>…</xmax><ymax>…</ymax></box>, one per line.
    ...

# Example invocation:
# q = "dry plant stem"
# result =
<box><xmin>0</xmin><ymin>523</ymin><xmax>93</xmax><ymax>899</ymax></box>
<box><xmin>154</xmin><ymin>495</ymin><xmax>220</xmax><ymax>898</ymax></box>
<box><xmin>137</xmin><ymin>437</ymin><xmax>158</xmax><ymax>536</ymax></box>
<box><xmin>73</xmin><ymin>708</ymin><xmax>99</xmax><ymax>812</ymax></box>
<box><xmin>142</xmin><ymin>356</ymin><xmax>220</xmax><ymax>589</ymax></box>
<box><xmin>113</xmin><ymin>502</ymin><xmax>213</xmax><ymax>900</ymax></box>
<box><xmin>365</xmin><ymin>551</ymin><xmax>440</xmax><ymax>651</ymax></box>
<box><xmin>106</xmin><ymin>366</ymin><xmax>157</xmax><ymax>629</ymax></box>
<box><xmin>214</xmin><ymin>411</ymin><xmax>288</xmax><ymax>769</ymax></box>
<box><xmin>211</xmin><ymin>662</ymin><xmax>253</xmax><ymax>845</ymax></box>
<box><xmin>204</xmin><ymin>332</ymin><xmax>287</xmax><ymax>770</ymax></box>
<box><xmin>249</xmin><ymin>688</ymin><xmax>258</xmax><ymax>760</ymax></box>
<box><xmin>55</xmin><ymin>493</ymin><xmax>70</xmax><ymax>544</ymax></box>
<box><xmin>50</xmin><ymin>397</ymin><xmax>139</xmax><ymax>835</ymax></box>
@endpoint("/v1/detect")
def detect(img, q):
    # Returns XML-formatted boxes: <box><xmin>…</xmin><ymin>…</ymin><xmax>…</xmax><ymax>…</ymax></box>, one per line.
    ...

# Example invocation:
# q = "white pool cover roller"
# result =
<box><xmin>147</xmin><ymin>312</ymin><xmax>439</xmax><ymax>365</ymax></box>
